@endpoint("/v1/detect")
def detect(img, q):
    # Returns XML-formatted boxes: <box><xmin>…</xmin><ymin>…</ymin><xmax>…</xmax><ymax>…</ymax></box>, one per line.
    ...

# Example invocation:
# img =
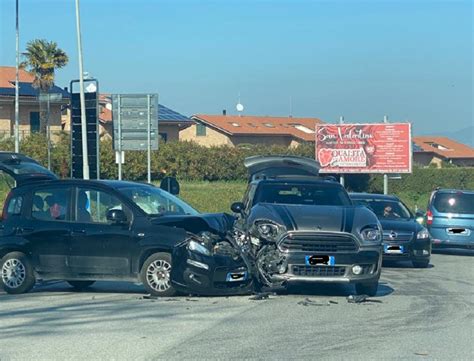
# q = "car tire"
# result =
<box><xmin>412</xmin><ymin>259</ymin><xmax>430</xmax><ymax>268</ymax></box>
<box><xmin>355</xmin><ymin>281</ymin><xmax>378</xmax><ymax>297</ymax></box>
<box><xmin>141</xmin><ymin>252</ymin><xmax>176</xmax><ymax>297</ymax></box>
<box><xmin>67</xmin><ymin>280</ymin><xmax>95</xmax><ymax>290</ymax></box>
<box><xmin>0</xmin><ymin>251</ymin><xmax>36</xmax><ymax>295</ymax></box>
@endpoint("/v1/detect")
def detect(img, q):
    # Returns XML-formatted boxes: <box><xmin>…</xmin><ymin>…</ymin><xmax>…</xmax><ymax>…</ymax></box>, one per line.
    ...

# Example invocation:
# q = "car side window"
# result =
<box><xmin>6</xmin><ymin>195</ymin><xmax>23</xmax><ymax>217</ymax></box>
<box><xmin>244</xmin><ymin>184</ymin><xmax>257</xmax><ymax>211</ymax></box>
<box><xmin>32</xmin><ymin>188</ymin><xmax>71</xmax><ymax>221</ymax></box>
<box><xmin>76</xmin><ymin>188</ymin><xmax>132</xmax><ymax>224</ymax></box>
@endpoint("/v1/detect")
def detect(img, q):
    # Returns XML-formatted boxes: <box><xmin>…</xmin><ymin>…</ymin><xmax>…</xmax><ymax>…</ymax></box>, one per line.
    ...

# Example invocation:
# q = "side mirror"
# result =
<box><xmin>106</xmin><ymin>209</ymin><xmax>127</xmax><ymax>224</ymax></box>
<box><xmin>160</xmin><ymin>176</ymin><xmax>180</xmax><ymax>195</ymax></box>
<box><xmin>231</xmin><ymin>202</ymin><xmax>245</xmax><ymax>214</ymax></box>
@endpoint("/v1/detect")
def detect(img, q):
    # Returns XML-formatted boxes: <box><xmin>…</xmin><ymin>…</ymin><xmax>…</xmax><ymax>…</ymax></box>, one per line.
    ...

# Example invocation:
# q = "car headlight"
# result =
<box><xmin>417</xmin><ymin>228</ymin><xmax>430</xmax><ymax>239</ymax></box>
<box><xmin>360</xmin><ymin>226</ymin><xmax>382</xmax><ymax>242</ymax></box>
<box><xmin>188</xmin><ymin>240</ymin><xmax>211</xmax><ymax>256</ymax></box>
<box><xmin>254</xmin><ymin>221</ymin><xmax>283</xmax><ymax>240</ymax></box>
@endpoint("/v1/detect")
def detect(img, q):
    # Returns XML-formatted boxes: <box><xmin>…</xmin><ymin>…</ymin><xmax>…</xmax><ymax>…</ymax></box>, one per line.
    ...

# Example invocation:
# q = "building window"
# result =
<box><xmin>196</xmin><ymin>123</ymin><xmax>207</xmax><ymax>136</ymax></box>
<box><xmin>30</xmin><ymin>112</ymin><xmax>40</xmax><ymax>133</ymax></box>
<box><xmin>159</xmin><ymin>133</ymin><xmax>168</xmax><ymax>142</ymax></box>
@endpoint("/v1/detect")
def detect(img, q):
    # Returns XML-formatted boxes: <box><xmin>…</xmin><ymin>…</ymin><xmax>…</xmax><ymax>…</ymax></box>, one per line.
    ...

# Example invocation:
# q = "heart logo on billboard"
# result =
<box><xmin>318</xmin><ymin>148</ymin><xmax>333</xmax><ymax>167</ymax></box>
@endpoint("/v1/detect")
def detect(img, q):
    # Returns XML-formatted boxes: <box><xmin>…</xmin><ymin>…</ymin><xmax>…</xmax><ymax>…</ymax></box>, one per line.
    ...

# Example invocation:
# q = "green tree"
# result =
<box><xmin>21</xmin><ymin>39</ymin><xmax>69</xmax><ymax>133</ymax></box>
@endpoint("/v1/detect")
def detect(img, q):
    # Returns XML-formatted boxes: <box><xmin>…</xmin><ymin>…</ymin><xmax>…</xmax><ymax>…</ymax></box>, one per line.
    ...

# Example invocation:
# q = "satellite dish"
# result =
<box><xmin>236</xmin><ymin>103</ymin><xmax>244</xmax><ymax>112</ymax></box>
<box><xmin>105</xmin><ymin>103</ymin><xmax>112</xmax><ymax>110</ymax></box>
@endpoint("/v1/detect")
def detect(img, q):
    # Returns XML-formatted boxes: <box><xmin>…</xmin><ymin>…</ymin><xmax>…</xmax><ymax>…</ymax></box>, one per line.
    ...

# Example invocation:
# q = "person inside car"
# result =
<box><xmin>383</xmin><ymin>205</ymin><xmax>400</xmax><ymax>218</ymax></box>
<box><xmin>76</xmin><ymin>191</ymin><xmax>92</xmax><ymax>222</ymax></box>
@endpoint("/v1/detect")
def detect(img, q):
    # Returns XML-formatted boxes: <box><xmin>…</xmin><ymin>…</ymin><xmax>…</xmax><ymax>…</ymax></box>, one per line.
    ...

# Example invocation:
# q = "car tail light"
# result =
<box><xmin>426</xmin><ymin>210</ymin><xmax>434</xmax><ymax>225</ymax></box>
<box><xmin>1</xmin><ymin>192</ymin><xmax>12</xmax><ymax>220</ymax></box>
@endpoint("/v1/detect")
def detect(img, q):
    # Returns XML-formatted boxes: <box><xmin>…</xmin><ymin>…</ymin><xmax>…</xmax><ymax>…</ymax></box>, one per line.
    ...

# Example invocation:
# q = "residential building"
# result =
<box><xmin>180</xmin><ymin>113</ymin><xmax>324</xmax><ymax>147</ymax></box>
<box><xmin>413</xmin><ymin>136</ymin><xmax>474</xmax><ymax>167</ymax></box>
<box><xmin>0</xmin><ymin>66</ymin><xmax>69</xmax><ymax>138</ymax></box>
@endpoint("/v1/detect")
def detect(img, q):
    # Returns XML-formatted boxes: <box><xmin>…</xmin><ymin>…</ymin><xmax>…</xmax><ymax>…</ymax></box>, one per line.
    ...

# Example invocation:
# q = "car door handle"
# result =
<box><xmin>17</xmin><ymin>227</ymin><xmax>34</xmax><ymax>234</ymax></box>
<box><xmin>71</xmin><ymin>229</ymin><xmax>87</xmax><ymax>236</ymax></box>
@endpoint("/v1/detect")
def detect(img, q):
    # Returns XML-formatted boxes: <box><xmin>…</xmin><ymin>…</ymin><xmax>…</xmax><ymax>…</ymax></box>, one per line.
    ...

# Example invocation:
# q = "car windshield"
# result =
<box><xmin>432</xmin><ymin>192</ymin><xmax>474</xmax><ymax>214</ymax></box>
<box><xmin>352</xmin><ymin>198</ymin><xmax>412</xmax><ymax>220</ymax></box>
<box><xmin>254</xmin><ymin>182</ymin><xmax>352</xmax><ymax>206</ymax></box>
<box><xmin>117</xmin><ymin>185</ymin><xmax>198</xmax><ymax>216</ymax></box>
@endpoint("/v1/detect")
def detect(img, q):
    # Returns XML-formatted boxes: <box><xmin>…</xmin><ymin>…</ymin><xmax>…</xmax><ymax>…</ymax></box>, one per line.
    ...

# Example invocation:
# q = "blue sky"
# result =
<box><xmin>0</xmin><ymin>0</ymin><xmax>472</xmax><ymax>137</ymax></box>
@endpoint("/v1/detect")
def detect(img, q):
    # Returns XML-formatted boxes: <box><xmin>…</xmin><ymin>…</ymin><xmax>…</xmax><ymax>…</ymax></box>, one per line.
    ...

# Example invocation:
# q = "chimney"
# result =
<box><xmin>222</xmin><ymin>109</ymin><xmax>226</xmax><ymax>116</ymax></box>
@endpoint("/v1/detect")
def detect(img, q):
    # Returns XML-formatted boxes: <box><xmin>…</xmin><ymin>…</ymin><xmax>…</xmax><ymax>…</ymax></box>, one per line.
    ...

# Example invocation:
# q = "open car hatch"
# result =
<box><xmin>0</xmin><ymin>152</ymin><xmax>58</xmax><ymax>186</ymax></box>
<box><xmin>244</xmin><ymin>155</ymin><xmax>321</xmax><ymax>181</ymax></box>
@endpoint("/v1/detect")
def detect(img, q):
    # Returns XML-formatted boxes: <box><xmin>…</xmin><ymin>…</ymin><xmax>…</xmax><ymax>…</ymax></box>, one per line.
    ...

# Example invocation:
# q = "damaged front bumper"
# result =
<box><xmin>171</xmin><ymin>236</ymin><xmax>253</xmax><ymax>296</ymax></box>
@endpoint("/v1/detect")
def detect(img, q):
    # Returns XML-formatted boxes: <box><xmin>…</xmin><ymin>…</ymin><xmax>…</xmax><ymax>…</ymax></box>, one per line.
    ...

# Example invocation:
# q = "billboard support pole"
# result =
<box><xmin>117</xmin><ymin>94</ymin><xmax>122</xmax><ymax>181</ymax></box>
<box><xmin>339</xmin><ymin>116</ymin><xmax>345</xmax><ymax>187</ymax></box>
<box><xmin>383</xmin><ymin>115</ymin><xmax>389</xmax><ymax>195</ymax></box>
<box><xmin>147</xmin><ymin>94</ymin><xmax>151</xmax><ymax>184</ymax></box>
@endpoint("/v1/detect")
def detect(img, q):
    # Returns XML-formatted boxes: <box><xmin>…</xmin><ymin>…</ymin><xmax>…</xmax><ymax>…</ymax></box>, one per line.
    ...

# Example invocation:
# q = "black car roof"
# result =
<box><xmin>349</xmin><ymin>192</ymin><xmax>400</xmax><ymax>201</ymax></box>
<box><xmin>252</xmin><ymin>176</ymin><xmax>341</xmax><ymax>186</ymax></box>
<box><xmin>432</xmin><ymin>188</ymin><xmax>474</xmax><ymax>195</ymax></box>
<box><xmin>14</xmin><ymin>178</ymin><xmax>153</xmax><ymax>190</ymax></box>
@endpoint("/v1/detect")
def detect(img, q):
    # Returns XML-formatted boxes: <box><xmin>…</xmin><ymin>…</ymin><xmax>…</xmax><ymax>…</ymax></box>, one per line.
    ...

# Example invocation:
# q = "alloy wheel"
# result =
<box><xmin>146</xmin><ymin>259</ymin><xmax>172</xmax><ymax>292</ymax></box>
<box><xmin>2</xmin><ymin>258</ymin><xmax>26</xmax><ymax>289</ymax></box>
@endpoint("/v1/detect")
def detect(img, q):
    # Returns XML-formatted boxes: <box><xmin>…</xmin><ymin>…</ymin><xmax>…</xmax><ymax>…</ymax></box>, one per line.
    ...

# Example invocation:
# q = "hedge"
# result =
<box><xmin>0</xmin><ymin>134</ymin><xmax>472</xmax><ymax>194</ymax></box>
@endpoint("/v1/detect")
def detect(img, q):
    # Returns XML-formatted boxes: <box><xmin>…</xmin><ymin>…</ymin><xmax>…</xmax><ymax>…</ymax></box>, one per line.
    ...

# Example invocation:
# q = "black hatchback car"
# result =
<box><xmin>0</xmin><ymin>153</ymin><xmax>239</xmax><ymax>296</ymax></box>
<box><xmin>350</xmin><ymin>193</ymin><xmax>431</xmax><ymax>268</ymax></box>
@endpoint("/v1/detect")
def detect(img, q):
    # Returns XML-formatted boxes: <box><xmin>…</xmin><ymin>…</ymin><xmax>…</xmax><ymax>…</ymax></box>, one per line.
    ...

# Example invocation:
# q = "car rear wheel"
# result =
<box><xmin>412</xmin><ymin>259</ymin><xmax>430</xmax><ymax>268</ymax></box>
<box><xmin>141</xmin><ymin>252</ymin><xmax>176</xmax><ymax>297</ymax></box>
<box><xmin>67</xmin><ymin>280</ymin><xmax>95</xmax><ymax>290</ymax></box>
<box><xmin>0</xmin><ymin>252</ymin><xmax>36</xmax><ymax>294</ymax></box>
<box><xmin>355</xmin><ymin>281</ymin><xmax>378</xmax><ymax>297</ymax></box>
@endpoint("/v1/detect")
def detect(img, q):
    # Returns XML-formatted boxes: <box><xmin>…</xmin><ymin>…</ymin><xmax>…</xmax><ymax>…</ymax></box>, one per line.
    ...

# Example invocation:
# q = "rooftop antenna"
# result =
<box><xmin>236</xmin><ymin>91</ymin><xmax>244</xmax><ymax>117</ymax></box>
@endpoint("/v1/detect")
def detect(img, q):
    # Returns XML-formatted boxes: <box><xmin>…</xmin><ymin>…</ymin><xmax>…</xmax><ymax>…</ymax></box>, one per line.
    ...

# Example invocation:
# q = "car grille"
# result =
<box><xmin>291</xmin><ymin>265</ymin><xmax>346</xmax><ymax>277</ymax></box>
<box><xmin>383</xmin><ymin>231</ymin><xmax>414</xmax><ymax>242</ymax></box>
<box><xmin>279</xmin><ymin>234</ymin><xmax>358</xmax><ymax>253</ymax></box>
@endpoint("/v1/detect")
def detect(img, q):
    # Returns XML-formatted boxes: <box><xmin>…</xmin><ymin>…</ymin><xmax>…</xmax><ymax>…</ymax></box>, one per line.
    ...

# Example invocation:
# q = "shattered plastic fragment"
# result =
<box><xmin>249</xmin><ymin>292</ymin><xmax>271</xmax><ymax>300</ymax></box>
<box><xmin>347</xmin><ymin>294</ymin><xmax>382</xmax><ymax>304</ymax></box>
<box><xmin>297</xmin><ymin>298</ymin><xmax>330</xmax><ymax>307</ymax></box>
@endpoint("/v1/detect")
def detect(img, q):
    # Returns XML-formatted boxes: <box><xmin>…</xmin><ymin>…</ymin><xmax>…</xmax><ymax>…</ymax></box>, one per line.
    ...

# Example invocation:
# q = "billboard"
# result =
<box><xmin>315</xmin><ymin>123</ymin><xmax>412</xmax><ymax>174</ymax></box>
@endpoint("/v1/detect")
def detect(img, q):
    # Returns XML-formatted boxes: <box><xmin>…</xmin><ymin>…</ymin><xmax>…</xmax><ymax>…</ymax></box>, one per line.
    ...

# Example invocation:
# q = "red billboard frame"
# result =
<box><xmin>315</xmin><ymin>123</ymin><xmax>412</xmax><ymax>174</ymax></box>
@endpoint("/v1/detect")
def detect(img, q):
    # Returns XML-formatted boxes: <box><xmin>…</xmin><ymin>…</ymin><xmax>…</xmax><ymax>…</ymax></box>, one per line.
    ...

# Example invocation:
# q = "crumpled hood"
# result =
<box><xmin>150</xmin><ymin>212</ymin><xmax>236</xmax><ymax>236</ymax></box>
<box><xmin>248</xmin><ymin>203</ymin><xmax>378</xmax><ymax>233</ymax></box>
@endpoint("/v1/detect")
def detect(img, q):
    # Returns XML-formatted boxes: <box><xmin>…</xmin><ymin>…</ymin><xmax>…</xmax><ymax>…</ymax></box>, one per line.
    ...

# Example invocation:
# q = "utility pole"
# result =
<box><xmin>75</xmin><ymin>0</ymin><xmax>90</xmax><ymax>179</ymax></box>
<box><xmin>14</xmin><ymin>0</ymin><xmax>20</xmax><ymax>153</ymax></box>
<box><xmin>383</xmin><ymin>115</ymin><xmax>389</xmax><ymax>195</ymax></box>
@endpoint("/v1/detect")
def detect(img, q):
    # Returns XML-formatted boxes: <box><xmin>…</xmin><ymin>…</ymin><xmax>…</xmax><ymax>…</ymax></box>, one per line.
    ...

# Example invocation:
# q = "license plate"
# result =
<box><xmin>226</xmin><ymin>271</ymin><xmax>248</xmax><ymax>282</ymax></box>
<box><xmin>305</xmin><ymin>255</ymin><xmax>335</xmax><ymax>266</ymax></box>
<box><xmin>384</xmin><ymin>244</ymin><xmax>404</xmax><ymax>254</ymax></box>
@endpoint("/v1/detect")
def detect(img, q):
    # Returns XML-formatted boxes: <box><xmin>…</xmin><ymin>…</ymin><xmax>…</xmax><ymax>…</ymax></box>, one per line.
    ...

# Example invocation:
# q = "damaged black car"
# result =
<box><xmin>173</xmin><ymin>156</ymin><xmax>384</xmax><ymax>297</ymax></box>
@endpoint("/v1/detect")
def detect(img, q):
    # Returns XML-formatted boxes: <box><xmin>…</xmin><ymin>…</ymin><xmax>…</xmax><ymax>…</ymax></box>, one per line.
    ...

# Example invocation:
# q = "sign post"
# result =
<box><xmin>112</xmin><ymin>94</ymin><xmax>159</xmax><ymax>182</ymax></box>
<box><xmin>383</xmin><ymin>115</ymin><xmax>389</xmax><ymax>195</ymax></box>
<box><xmin>339</xmin><ymin>115</ymin><xmax>345</xmax><ymax>187</ymax></box>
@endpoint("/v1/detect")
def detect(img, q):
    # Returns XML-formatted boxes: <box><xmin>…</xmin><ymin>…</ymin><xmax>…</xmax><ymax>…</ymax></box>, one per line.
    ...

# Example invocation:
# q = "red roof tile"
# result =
<box><xmin>192</xmin><ymin>114</ymin><xmax>324</xmax><ymax>141</ymax></box>
<box><xmin>0</xmin><ymin>66</ymin><xmax>35</xmax><ymax>87</ymax></box>
<box><xmin>413</xmin><ymin>136</ymin><xmax>474</xmax><ymax>159</ymax></box>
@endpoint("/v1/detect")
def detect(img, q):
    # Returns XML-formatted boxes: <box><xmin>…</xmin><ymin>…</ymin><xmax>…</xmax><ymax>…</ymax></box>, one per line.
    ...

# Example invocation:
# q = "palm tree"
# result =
<box><xmin>21</xmin><ymin>39</ymin><xmax>69</xmax><ymax>134</ymax></box>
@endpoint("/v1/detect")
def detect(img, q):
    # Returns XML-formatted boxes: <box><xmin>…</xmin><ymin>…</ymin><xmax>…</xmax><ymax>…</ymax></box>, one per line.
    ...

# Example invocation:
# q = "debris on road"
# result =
<box><xmin>414</xmin><ymin>351</ymin><xmax>429</xmax><ymax>356</ymax></box>
<box><xmin>249</xmin><ymin>292</ymin><xmax>271</xmax><ymax>301</ymax></box>
<box><xmin>297</xmin><ymin>298</ymin><xmax>331</xmax><ymax>307</ymax></box>
<box><xmin>347</xmin><ymin>294</ymin><xmax>383</xmax><ymax>304</ymax></box>
<box><xmin>142</xmin><ymin>295</ymin><xmax>158</xmax><ymax>300</ymax></box>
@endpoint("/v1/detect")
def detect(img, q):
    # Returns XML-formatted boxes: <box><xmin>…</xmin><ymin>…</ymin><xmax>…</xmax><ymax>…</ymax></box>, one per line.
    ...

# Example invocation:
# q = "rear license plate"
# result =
<box><xmin>305</xmin><ymin>255</ymin><xmax>335</xmax><ymax>266</ymax></box>
<box><xmin>226</xmin><ymin>271</ymin><xmax>248</xmax><ymax>282</ymax></box>
<box><xmin>447</xmin><ymin>228</ymin><xmax>469</xmax><ymax>236</ymax></box>
<box><xmin>384</xmin><ymin>244</ymin><xmax>404</xmax><ymax>254</ymax></box>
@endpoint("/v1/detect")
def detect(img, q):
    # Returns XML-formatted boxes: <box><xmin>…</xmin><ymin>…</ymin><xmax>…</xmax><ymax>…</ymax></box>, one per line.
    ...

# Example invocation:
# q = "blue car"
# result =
<box><xmin>427</xmin><ymin>189</ymin><xmax>474</xmax><ymax>250</ymax></box>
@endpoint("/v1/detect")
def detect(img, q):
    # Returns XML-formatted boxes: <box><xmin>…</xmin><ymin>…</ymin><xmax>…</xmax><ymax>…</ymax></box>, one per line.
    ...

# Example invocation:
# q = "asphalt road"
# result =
<box><xmin>1</xmin><ymin>250</ymin><xmax>473</xmax><ymax>361</ymax></box>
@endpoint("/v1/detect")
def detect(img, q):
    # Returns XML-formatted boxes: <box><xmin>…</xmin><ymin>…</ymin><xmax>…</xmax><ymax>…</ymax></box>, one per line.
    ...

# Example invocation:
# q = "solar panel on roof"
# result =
<box><xmin>412</xmin><ymin>143</ymin><xmax>423</xmax><ymax>152</ymax></box>
<box><xmin>158</xmin><ymin>104</ymin><xmax>192</xmax><ymax>123</ymax></box>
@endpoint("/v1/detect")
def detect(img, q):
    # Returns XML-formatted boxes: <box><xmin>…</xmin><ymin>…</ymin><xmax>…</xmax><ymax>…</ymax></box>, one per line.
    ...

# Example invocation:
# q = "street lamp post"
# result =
<box><xmin>74</xmin><ymin>0</ymin><xmax>90</xmax><ymax>179</ymax></box>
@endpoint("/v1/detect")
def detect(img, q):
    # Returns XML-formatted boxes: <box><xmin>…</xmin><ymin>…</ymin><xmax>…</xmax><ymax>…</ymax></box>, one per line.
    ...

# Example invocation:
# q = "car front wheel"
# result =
<box><xmin>67</xmin><ymin>280</ymin><xmax>95</xmax><ymax>290</ymax></box>
<box><xmin>355</xmin><ymin>281</ymin><xmax>378</xmax><ymax>297</ymax></box>
<box><xmin>0</xmin><ymin>252</ymin><xmax>36</xmax><ymax>295</ymax></box>
<box><xmin>141</xmin><ymin>252</ymin><xmax>176</xmax><ymax>297</ymax></box>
